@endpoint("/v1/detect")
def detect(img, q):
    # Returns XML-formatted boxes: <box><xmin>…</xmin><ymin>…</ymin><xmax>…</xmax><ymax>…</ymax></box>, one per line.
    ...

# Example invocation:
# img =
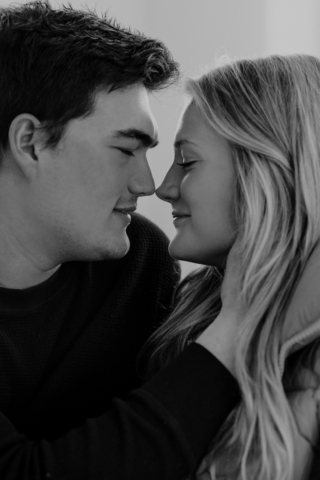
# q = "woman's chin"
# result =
<box><xmin>168</xmin><ymin>241</ymin><xmax>196</xmax><ymax>263</ymax></box>
<box><xmin>168</xmin><ymin>241</ymin><xmax>204</xmax><ymax>265</ymax></box>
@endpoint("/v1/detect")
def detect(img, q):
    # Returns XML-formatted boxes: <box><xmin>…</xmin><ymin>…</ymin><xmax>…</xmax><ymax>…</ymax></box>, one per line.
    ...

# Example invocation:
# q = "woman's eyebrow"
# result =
<box><xmin>112</xmin><ymin>128</ymin><xmax>159</xmax><ymax>148</ymax></box>
<box><xmin>174</xmin><ymin>139</ymin><xmax>198</xmax><ymax>149</ymax></box>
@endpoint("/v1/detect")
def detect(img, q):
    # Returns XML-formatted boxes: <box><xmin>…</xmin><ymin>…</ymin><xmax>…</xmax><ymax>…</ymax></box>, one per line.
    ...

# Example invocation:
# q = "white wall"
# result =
<box><xmin>264</xmin><ymin>0</ymin><xmax>320</xmax><ymax>56</ymax></box>
<box><xmin>4</xmin><ymin>0</ymin><xmax>320</xmax><ymax>276</ymax></box>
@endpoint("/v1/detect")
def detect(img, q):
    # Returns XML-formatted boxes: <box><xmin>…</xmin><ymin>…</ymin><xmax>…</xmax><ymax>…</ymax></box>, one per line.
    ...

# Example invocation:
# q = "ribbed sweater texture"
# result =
<box><xmin>0</xmin><ymin>213</ymin><xmax>240</xmax><ymax>479</ymax></box>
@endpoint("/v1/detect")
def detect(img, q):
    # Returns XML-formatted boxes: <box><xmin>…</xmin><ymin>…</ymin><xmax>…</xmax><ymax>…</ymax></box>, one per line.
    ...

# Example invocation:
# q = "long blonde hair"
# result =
<box><xmin>145</xmin><ymin>55</ymin><xmax>320</xmax><ymax>480</ymax></box>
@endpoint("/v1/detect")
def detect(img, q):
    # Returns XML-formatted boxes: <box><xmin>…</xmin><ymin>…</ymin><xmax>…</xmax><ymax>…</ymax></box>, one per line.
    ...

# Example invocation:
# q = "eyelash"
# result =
<box><xmin>118</xmin><ymin>148</ymin><xmax>134</xmax><ymax>157</ymax></box>
<box><xmin>176</xmin><ymin>161</ymin><xmax>197</xmax><ymax>168</ymax></box>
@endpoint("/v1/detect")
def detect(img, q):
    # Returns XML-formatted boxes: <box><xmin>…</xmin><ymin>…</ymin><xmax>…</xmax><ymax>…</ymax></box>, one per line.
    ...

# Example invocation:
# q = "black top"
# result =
<box><xmin>0</xmin><ymin>213</ymin><xmax>240</xmax><ymax>479</ymax></box>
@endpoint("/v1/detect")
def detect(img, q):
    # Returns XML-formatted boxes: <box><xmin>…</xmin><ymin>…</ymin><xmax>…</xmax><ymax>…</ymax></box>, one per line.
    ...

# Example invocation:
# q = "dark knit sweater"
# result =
<box><xmin>0</xmin><ymin>213</ymin><xmax>239</xmax><ymax>479</ymax></box>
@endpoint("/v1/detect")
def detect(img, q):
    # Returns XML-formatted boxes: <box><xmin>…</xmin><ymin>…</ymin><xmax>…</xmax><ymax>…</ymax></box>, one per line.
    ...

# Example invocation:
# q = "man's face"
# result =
<box><xmin>28</xmin><ymin>85</ymin><xmax>158</xmax><ymax>263</ymax></box>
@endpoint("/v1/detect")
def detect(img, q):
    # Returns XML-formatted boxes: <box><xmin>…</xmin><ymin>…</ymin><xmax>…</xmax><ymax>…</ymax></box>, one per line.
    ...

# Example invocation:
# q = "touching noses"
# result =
<box><xmin>156</xmin><ymin>165</ymin><xmax>180</xmax><ymax>203</ymax></box>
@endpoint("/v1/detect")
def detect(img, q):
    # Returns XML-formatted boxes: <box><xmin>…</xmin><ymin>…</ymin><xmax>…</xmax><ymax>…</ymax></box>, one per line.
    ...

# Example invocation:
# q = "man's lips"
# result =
<box><xmin>113</xmin><ymin>207</ymin><xmax>136</xmax><ymax>223</ymax></box>
<box><xmin>114</xmin><ymin>207</ymin><xmax>137</xmax><ymax>214</ymax></box>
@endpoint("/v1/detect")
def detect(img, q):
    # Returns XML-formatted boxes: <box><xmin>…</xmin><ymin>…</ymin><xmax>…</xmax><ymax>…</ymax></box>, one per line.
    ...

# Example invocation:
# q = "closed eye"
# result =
<box><xmin>117</xmin><ymin>148</ymin><xmax>135</xmax><ymax>157</ymax></box>
<box><xmin>176</xmin><ymin>161</ymin><xmax>197</xmax><ymax>168</ymax></box>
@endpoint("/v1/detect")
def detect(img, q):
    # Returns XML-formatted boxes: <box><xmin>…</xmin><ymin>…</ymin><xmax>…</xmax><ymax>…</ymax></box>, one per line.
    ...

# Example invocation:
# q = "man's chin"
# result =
<box><xmin>80</xmin><ymin>236</ymin><xmax>131</xmax><ymax>262</ymax></box>
<box><xmin>100</xmin><ymin>238</ymin><xmax>131</xmax><ymax>261</ymax></box>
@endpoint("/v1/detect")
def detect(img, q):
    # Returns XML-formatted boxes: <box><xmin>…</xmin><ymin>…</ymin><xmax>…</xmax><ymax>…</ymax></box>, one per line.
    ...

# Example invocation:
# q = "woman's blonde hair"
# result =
<box><xmin>144</xmin><ymin>54</ymin><xmax>320</xmax><ymax>480</ymax></box>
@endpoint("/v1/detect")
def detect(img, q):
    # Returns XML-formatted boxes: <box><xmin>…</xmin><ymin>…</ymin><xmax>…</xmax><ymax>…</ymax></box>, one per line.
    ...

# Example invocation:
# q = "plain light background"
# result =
<box><xmin>4</xmin><ymin>0</ymin><xmax>320</xmax><ymax>276</ymax></box>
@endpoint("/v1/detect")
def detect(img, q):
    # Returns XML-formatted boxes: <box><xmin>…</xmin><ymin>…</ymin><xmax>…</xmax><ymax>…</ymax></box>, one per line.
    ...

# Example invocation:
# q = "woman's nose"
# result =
<box><xmin>156</xmin><ymin>166</ymin><xmax>180</xmax><ymax>203</ymax></box>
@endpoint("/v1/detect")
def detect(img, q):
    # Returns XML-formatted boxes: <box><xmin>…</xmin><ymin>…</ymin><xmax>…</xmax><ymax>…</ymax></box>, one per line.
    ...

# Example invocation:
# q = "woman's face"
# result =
<box><xmin>156</xmin><ymin>100</ymin><xmax>237</xmax><ymax>268</ymax></box>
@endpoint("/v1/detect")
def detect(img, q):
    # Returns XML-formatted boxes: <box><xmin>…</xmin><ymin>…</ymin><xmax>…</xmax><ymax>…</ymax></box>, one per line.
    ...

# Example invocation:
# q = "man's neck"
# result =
<box><xmin>0</xmin><ymin>219</ymin><xmax>60</xmax><ymax>290</ymax></box>
<box><xmin>0</xmin><ymin>263</ymin><xmax>61</xmax><ymax>290</ymax></box>
<box><xmin>0</xmin><ymin>171</ymin><xmax>63</xmax><ymax>289</ymax></box>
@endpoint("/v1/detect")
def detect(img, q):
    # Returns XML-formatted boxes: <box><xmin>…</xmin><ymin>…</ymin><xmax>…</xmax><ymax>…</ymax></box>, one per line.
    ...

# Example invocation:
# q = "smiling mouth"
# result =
<box><xmin>172</xmin><ymin>213</ymin><xmax>191</xmax><ymax>220</ymax></box>
<box><xmin>114</xmin><ymin>207</ymin><xmax>136</xmax><ymax>214</ymax></box>
<box><xmin>113</xmin><ymin>208</ymin><xmax>136</xmax><ymax>223</ymax></box>
<box><xmin>172</xmin><ymin>215</ymin><xmax>191</xmax><ymax>223</ymax></box>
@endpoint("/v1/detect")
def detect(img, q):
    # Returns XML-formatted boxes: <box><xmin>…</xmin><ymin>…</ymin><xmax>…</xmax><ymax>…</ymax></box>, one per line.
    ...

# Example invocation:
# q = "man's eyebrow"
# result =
<box><xmin>174</xmin><ymin>139</ymin><xmax>198</xmax><ymax>149</ymax></box>
<box><xmin>112</xmin><ymin>128</ymin><xmax>159</xmax><ymax>148</ymax></box>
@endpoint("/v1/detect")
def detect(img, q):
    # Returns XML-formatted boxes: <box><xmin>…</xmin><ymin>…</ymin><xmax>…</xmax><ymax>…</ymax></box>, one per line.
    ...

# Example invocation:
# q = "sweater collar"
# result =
<box><xmin>0</xmin><ymin>261</ymin><xmax>78</xmax><ymax>313</ymax></box>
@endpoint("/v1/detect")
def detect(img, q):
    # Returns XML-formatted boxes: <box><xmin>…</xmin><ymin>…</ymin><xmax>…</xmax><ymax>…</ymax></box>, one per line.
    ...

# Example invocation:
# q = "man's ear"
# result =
<box><xmin>8</xmin><ymin>114</ymin><xmax>42</xmax><ymax>178</ymax></box>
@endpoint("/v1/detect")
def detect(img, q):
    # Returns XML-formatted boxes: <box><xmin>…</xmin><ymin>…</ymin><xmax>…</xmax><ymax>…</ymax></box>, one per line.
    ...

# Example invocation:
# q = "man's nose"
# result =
<box><xmin>129</xmin><ymin>159</ymin><xmax>155</xmax><ymax>197</ymax></box>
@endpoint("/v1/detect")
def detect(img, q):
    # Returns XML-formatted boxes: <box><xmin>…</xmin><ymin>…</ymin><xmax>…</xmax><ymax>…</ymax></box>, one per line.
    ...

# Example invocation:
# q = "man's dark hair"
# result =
<box><xmin>0</xmin><ymin>0</ymin><xmax>179</xmax><ymax>152</ymax></box>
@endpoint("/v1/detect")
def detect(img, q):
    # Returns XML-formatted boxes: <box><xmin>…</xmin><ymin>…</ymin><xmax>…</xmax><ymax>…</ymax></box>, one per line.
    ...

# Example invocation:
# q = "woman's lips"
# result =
<box><xmin>173</xmin><ymin>215</ymin><xmax>191</xmax><ymax>224</ymax></box>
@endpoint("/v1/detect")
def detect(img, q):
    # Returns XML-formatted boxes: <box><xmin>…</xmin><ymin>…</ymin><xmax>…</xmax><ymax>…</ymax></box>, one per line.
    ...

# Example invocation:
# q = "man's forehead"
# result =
<box><xmin>94</xmin><ymin>84</ymin><xmax>151</xmax><ymax>113</ymax></box>
<box><xmin>92</xmin><ymin>87</ymin><xmax>158</xmax><ymax>140</ymax></box>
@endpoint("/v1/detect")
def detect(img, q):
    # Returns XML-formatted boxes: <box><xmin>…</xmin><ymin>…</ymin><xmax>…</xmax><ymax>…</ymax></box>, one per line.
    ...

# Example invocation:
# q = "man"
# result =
<box><xmin>0</xmin><ymin>1</ymin><xmax>239</xmax><ymax>478</ymax></box>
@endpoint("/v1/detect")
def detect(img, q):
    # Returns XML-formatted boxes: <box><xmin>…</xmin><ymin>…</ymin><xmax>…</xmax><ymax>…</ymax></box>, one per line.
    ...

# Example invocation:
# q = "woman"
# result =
<box><xmin>146</xmin><ymin>55</ymin><xmax>320</xmax><ymax>479</ymax></box>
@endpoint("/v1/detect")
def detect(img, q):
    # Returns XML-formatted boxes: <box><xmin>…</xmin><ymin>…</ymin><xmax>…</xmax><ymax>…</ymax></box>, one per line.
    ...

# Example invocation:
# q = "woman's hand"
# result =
<box><xmin>285</xmin><ymin>357</ymin><xmax>320</xmax><ymax>480</ymax></box>
<box><xmin>287</xmin><ymin>363</ymin><xmax>320</xmax><ymax>443</ymax></box>
<box><xmin>287</xmin><ymin>383</ymin><xmax>320</xmax><ymax>480</ymax></box>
